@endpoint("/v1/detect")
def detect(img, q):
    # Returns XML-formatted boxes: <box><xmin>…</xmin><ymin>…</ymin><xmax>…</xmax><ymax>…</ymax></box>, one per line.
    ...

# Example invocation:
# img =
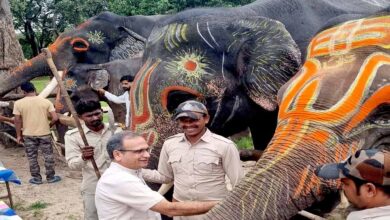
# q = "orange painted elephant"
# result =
<box><xmin>205</xmin><ymin>11</ymin><xmax>390</xmax><ymax>219</ymax></box>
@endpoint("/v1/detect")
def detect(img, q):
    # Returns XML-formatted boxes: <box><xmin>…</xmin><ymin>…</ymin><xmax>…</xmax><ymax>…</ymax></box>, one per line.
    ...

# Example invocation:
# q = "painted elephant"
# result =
<box><xmin>127</xmin><ymin>0</ymin><xmax>389</xmax><ymax>163</ymax></box>
<box><xmin>0</xmin><ymin>11</ymin><xmax>164</xmax><ymax>96</ymax></box>
<box><xmin>205</xmin><ymin>12</ymin><xmax>390</xmax><ymax>219</ymax></box>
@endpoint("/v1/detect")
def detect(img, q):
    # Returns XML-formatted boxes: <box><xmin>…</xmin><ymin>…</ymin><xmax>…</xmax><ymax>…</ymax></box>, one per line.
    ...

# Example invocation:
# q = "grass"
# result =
<box><xmin>233</xmin><ymin>136</ymin><xmax>254</xmax><ymax>150</ymax></box>
<box><xmin>28</xmin><ymin>201</ymin><xmax>49</xmax><ymax>210</ymax></box>
<box><xmin>31</xmin><ymin>76</ymin><xmax>50</xmax><ymax>93</ymax></box>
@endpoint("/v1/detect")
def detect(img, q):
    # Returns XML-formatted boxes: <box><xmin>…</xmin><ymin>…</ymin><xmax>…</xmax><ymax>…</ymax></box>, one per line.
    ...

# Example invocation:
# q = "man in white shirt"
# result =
<box><xmin>98</xmin><ymin>75</ymin><xmax>132</xmax><ymax>128</ymax></box>
<box><xmin>95</xmin><ymin>131</ymin><xmax>218</xmax><ymax>220</ymax></box>
<box><xmin>316</xmin><ymin>149</ymin><xmax>390</xmax><ymax>220</ymax></box>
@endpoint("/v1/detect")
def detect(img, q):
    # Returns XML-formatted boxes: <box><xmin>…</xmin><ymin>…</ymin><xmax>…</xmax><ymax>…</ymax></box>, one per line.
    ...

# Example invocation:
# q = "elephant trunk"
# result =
<box><xmin>206</xmin><ymin>129</ymin><xmax>348</xmax><ymax>219</ymax></box>
<box><xmin>0</xmin><ymin>53</ymin><xmax>50</xmax><ymax>96</ymax></box>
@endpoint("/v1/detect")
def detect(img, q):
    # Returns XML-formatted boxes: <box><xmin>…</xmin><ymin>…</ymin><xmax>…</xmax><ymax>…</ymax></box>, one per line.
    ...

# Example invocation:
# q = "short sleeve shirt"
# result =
<box><xmin>13</xmin><ymin>96</ymin><xmax>55</xmax><ymax>136</ymax></box>
<box><xmin>95</xmin><ymin>162</ymin><xmax>164</xmax><ymax>220</ymax></box>
<box><xmin>158</xmin><ymin>129</ymin><xmax>244</xmax><ymax>201</ymax></box>
<box><xmin>65</xmin><ymin>123</ymin><xmax>113</xmax><ymax>194</ymax></box>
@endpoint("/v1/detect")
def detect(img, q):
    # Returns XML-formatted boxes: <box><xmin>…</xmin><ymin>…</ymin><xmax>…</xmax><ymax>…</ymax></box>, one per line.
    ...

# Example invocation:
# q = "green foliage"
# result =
<box><xmin>233</xmin><ymin>136</ymin><xmax>254</xmax><ymax>150</ymax></box>
<box><xmin>31</xmin><ymin>76</ymin><xmax>50</xmax><ymax>93</ymax></box>
<box><xmin>28</xmin><ymin>201</ymin><xmax>49</xmax><ymax>210</ymax></box>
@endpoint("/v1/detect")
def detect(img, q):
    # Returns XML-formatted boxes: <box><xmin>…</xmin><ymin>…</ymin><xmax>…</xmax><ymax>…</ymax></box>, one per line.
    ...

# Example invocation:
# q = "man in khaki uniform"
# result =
<box><xmin>13</xmin><ymin>82</ymin><xmax>60</xmax><ymax>185</ymax></box>
<box><xmin>65</xmin><ymin>100</ymin><xmax>115</xmax><ymax>220</ymax></box>
<box><xmin>143</xmin><ymin>100</ymin><xmax>244</xmax><ymax>220</ymax></box>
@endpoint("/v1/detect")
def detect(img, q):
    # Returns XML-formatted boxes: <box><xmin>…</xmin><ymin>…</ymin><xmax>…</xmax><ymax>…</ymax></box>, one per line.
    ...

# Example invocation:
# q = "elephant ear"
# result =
<box><xmin>234</xmin><ymin>18</ymin><xmax>301</xmax><ymax>111</ymax></box>
<box><xmin>109</xmin><ymin>26</ymin><xmax>146</xmax><ymax>61</ymax></box>
<box><xmin>88</xmin><ymin>68</ymin><xmax>110</xmax><ymax>90</ymax></box>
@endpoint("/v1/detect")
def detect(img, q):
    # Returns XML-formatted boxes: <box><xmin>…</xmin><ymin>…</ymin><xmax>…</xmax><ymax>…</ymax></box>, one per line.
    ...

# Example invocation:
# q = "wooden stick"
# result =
<box><xmin>42</xmin><ymin>48</ymin><xmax>101</xmax><ymax>179</ymax></box>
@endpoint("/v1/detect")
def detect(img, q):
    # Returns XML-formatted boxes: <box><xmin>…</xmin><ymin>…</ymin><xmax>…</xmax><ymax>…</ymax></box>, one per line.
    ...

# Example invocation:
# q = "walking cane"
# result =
<box><xmin>42</xmin><ymin>48</ymin><xmax>101</xmax><ymax>179</ymax></box>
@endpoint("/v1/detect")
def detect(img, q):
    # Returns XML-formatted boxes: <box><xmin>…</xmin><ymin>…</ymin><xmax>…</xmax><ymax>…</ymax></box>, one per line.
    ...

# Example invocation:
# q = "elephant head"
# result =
<box><xmin>129</xmin><ymin>15</ymin><xmax>301</xmax><ymax>167</ymax></box>
<box><xmin>206</xmin><ymin>13</ymin><xmax>390</xmax><ymax>219</ymax></box>
<box><xmin>57</xmin><ymin>58</ymin><xmax>141</xmax><ymax>124</ymax></box>
<box><xmin>0</xmin><ymin>11</ymin><xmax>163</xmax><ymax>96</ymax></box>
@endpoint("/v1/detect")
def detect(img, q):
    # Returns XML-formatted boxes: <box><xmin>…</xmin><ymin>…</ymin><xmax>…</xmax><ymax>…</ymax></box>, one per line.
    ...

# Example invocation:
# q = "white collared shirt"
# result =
<box><xmin>104</xmin><ymin>91</ymin><xmax>130</xmax><ymax>127</ymax></box>
<box><xmin>95</xmin><ymin>162</ymin><xmax>164</xmax><ymax>220</ymax></box>
<box><xmin>347</xmin><ymin>205</ymin><xmax>390</xmax><ymax>220</ymax></box>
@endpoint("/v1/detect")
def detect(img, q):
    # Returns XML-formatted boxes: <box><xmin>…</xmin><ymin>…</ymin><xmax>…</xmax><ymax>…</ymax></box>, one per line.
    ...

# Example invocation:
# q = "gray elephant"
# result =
<box><xmin>0</xmin><ymin>11</ymin><xmax>164</xmax><ymax>96</ymax></box>
<box><xmin>205</xmin><ymin>11</ymin><xmax>390</xmax><ymax>219</ymax></box>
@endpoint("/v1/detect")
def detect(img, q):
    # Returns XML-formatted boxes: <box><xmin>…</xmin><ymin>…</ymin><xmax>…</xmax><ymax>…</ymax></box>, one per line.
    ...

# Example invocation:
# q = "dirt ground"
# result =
<box><xmin>0</xmin><ymin>144</ymin><xmax>83</xmax><ymax>220</ymax></box>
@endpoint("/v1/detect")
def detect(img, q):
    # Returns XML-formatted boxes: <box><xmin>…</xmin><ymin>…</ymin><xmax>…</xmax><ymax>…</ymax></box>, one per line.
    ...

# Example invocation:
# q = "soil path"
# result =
<box><xmin>0</xmin><ymin>144</ymin><xmax>83</xmax><ymax>219</ymax></box>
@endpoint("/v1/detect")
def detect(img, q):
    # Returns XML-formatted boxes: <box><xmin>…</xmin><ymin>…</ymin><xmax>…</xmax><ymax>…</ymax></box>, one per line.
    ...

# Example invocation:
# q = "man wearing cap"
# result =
<box><xmin>315</xmin><ymin>149</ymin><xmax>390</xmax><ymax>220</ymax></box>
<box><xmin>142</xmin><ymin>100</ymin><xmax>244</xmax><ymax>220</ymax></box>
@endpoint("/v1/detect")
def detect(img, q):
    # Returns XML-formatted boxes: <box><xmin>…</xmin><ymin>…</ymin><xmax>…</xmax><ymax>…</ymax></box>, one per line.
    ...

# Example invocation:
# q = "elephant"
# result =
<box><xmin>204</xmin><ymin>11</ymin><xmax>390</xmax><ymax>219</ymax></box>
<box><xmin>125</xmin><ymin>0</ymin><xmax>389</xmax><ymax>165</ymax></box>
<box><xmin>0</xmin><ymin>11</ymin><xmax>165</xmax><ymax>96</ymax></box>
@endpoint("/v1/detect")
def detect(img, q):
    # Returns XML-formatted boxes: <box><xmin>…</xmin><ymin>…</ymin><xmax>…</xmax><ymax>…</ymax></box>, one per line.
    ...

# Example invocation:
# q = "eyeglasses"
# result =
<box><xmin>118</xmin><ymin>147</ymin><xmax>152</xmax><ymax>154</ymax></box>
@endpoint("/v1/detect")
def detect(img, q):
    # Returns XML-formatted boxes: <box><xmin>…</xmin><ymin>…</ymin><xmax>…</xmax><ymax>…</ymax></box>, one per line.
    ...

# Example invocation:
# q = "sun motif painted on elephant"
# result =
<box><xmin>240</xmin><ymin>16</ymin><xmax>390</xmax><ymax>215</ymax></box>
<box><xmin>87</xmin><ymin>30</ymin><xmax>105</xmax><ymax>44</ymax></box>
<box><xmin>165</xmin><ymin>50</ymin><xmax>212</xmax><ymax>85</ymax></box>
<box><xmin>63</xmin><ymin>76</ymin><xmax>77</xmax><ymax>90</ymax></box>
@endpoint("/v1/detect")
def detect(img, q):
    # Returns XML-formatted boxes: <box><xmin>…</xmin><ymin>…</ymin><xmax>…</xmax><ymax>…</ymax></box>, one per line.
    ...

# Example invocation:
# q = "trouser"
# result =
<box><xmin>24</xmin><ymin>135</ymin><xmax>55</xmax><ymax>180</ymax></box>
<box><xmin>81</xmin><ymin>192</ymin><xmax>98</xmax><ymax>220</ymax></box>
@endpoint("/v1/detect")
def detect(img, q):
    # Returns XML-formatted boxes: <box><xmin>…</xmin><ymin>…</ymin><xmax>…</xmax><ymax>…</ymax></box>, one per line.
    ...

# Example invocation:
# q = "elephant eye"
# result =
<box><xmin>165</xmin><ymin>90</ymin><xmax>200</xmax><ymax>113</ymax></box>
<box><xmin>71</xmin><ymin>38</ymin><xmax>90</xmax><ymax>52</ymax></box>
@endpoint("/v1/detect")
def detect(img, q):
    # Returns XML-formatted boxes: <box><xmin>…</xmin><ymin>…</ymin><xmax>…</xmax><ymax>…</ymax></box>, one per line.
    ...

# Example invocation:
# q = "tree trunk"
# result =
<box><xmin>0</xmin><ymin>0</ymin><xmax>24</xmax><ymax>71</ymax></box>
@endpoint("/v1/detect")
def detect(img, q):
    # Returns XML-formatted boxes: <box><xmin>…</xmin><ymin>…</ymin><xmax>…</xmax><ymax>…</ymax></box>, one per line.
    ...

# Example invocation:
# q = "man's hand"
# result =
<box><xmin>16</xmin><ymin>136</ymin><xmax>23</xmax><ymax>144</ymax></box>
<box><xmin>97</xmin><ymin>89</ymin><xmax>106</xmax><ymax>96</ymax></box>
<box><xmin>81</xmin><ymin>146</ymin><xmax>95</xmax><ymax>161</ymax></box>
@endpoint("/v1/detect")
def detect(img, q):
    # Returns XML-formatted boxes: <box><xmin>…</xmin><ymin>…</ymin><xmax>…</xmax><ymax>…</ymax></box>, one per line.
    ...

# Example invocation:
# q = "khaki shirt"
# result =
<box><xmin>13</xmin><ymin>96</ymin><xmax>55</xmax><ymax>136</ymax></box>
<box><xmin>65</xmin><ymin>123</ymin><xmax>112</xmax><ymax>194</ymax></box>
<box><xmin>144</xmin><ymin>129</ymin><xmax>243</xmax><ymax>202</ymax></box>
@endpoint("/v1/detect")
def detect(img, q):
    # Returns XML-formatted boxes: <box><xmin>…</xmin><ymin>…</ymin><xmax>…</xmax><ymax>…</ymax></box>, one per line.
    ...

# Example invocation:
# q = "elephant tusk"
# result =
<box><xmin>158</xmin><ymin>182</ymin><xmax>174</xmax><ymax>196</ymax></box>
<box><xmin>298</xmin><ymin>211</ymin><xmax>326</xmax><ymax>220</ymax></box>
<box><xmin>38</xmin><ymin>71</ymin><xmax>63</xmax><ymax>98</ymax></box>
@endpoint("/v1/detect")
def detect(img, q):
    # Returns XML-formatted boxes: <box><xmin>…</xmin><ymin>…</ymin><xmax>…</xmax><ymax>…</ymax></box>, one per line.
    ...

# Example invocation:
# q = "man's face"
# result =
<box><xmin>121</xmin><ymin>80</ymin><xmax>131</xmax><ymax>91</ymax></box>
<box><xmin>341</xmin><ymin>178</ymin><xmax>368</xmax><ymax>209</ymax></box>
<box><xmin>177</xmin><ymin>113</ymin><xmax>209</xmax><ymax>140</ymax></box>
<box><xmin>116</xmin><ymin>136</ymin><xmax>150</xmax><ymax>169</ymax></box>
<box><xmin>80</xmin><ymin>109</ymin><xmax>103</xmax><ymax>129</ymax></box>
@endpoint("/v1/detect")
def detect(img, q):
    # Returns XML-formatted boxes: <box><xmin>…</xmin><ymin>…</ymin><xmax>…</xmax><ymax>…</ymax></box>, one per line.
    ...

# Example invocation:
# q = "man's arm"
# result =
<box><xmin>65</xmin><ymin>133</ymin><xmax>87</xmax><ymax>170</ymax></box>
<box><xmin>14</xmin><ymin>115</ymin><xmax>23</xmax><ymax>144</ymax></box>
<box><xmin>0</xmin><ymin>115</ymin><xmax>13</xmax><ymax>123</ymax></box>
<box><xmin>151</xmin><ymin>199</ymin><xmax>218</xmax><ymax>217</ymax></box>
<box><xmin>223</xmin><ymin>143</ymin><xmax>244</xmax><ymax>187</ymax></box>
<box><xmin>49</xmin><ymin>111</ymin><xmax>59</xmax><ymax>127</ymax></box>
<box><xmin>142</xmin><ymin>169</ymin><xmax>173</xmax><ymax>184</ymax></box>
<box><xmin>103</xmin><ymin>90</ymin><xmax>127</xmax><ymax>104</ymax></box>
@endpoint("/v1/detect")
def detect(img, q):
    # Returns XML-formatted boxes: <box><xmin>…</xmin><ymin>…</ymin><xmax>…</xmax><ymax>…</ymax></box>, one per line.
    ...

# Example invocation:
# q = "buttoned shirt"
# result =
<box><xmin>95</xmin><ymin>162</ymin><xmax>164</xmax><ymax>220</ymax></box>
<box><xmin>65</xmin><ymin>123</ymin><xmax>112</xmax><ymax>194</ymax></box>
<box><xmin>143</xmin><ymin>129</ymin><xmax>243</xmax><ymax>202</ymax></box>
<box><xmin>104</xmin><ymin>91</ymin><xmax>130</xmax><ymax>127</ymax></box>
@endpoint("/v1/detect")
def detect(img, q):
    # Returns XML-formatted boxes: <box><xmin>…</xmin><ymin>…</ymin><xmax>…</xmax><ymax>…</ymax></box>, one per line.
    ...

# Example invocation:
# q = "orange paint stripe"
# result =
<box><xmin>279</xmin><ymin>60</ymin><xmax>319</xmax><ymax>118</ymax></box>
<box><xmin>293</xmin><ymin>168</ymin><xmax>310</xmax><ymax>198</ymax></box>
<box><xmin>160</xmin><ymin>86</ymin><xmax>203</xmax><ymax>110</ymax></box>
<box><xmin>344</xmin><ymin>85</ymin><xmax>390</xmax><ymax>133</ymax></box>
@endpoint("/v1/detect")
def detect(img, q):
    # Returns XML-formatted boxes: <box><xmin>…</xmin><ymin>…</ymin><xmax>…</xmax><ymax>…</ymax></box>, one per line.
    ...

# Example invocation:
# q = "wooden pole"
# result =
<box><xmin>42</xmin><ymin>48</ymin><xmax>101</xmax><ymax>179</ymax></box>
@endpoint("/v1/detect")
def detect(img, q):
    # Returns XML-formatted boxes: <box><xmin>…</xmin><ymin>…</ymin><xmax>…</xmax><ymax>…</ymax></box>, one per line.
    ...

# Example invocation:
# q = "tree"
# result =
<box><xmin>0</xmin><ymin>0</ymin><xmax>24</xmax><ymax>69</ymax></box>
<box><xmin>10</xmin><ymin>0</ymin><xmax>109</xmax><ymax>58</ymax></box>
